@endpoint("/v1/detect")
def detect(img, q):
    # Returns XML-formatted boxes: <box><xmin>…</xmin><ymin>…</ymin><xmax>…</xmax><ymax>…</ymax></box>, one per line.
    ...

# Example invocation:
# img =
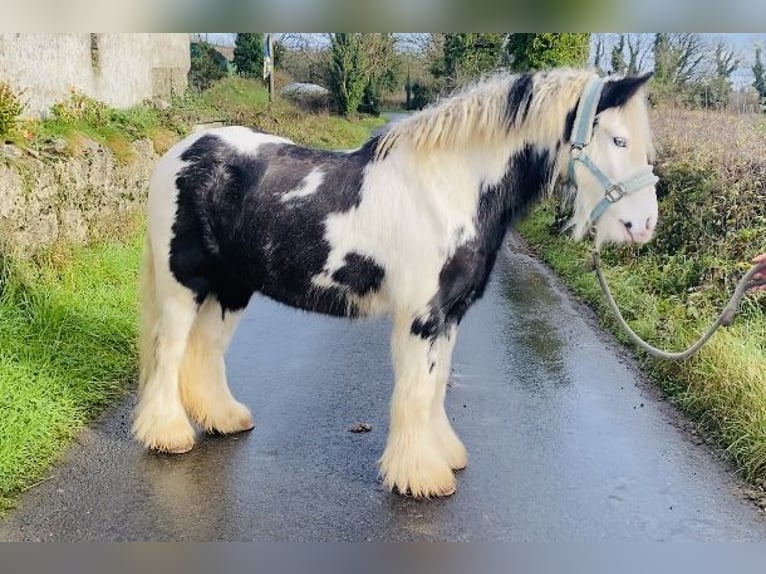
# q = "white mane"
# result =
<box><xmin>376</xmin><ymin>68</ymin><xmax>654</xmax><ymax>161</ymax></box>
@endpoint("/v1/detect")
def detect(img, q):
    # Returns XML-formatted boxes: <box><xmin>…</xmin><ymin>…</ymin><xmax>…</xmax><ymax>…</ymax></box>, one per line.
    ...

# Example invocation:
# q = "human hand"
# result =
<box><xmin>751</xmin><ymin>253</ymin><xmax>766</xmax><ymax>292</ymax></box>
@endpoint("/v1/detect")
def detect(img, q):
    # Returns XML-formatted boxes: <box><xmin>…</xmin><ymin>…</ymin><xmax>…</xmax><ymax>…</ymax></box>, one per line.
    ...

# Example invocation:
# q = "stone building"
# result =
<box><xmin>0</xmin><ymin>33</ymin><xmax>190</xmax><ymax>117</ymax></box>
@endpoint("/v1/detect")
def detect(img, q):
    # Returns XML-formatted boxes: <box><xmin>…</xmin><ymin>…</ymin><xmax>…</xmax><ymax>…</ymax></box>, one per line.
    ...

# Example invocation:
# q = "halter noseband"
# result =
<box><xmin>568</xmin><ymin>77</ymin><xmax>659</xmax><ymax>227</ymax></box>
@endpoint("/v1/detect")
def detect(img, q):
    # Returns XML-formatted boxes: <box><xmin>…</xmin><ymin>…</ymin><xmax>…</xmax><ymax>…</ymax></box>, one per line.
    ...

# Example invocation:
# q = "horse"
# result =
<box><xmin>133</xmin><ymin>68</ymin><xmax>658</xmax><ymax>499</ymax></box>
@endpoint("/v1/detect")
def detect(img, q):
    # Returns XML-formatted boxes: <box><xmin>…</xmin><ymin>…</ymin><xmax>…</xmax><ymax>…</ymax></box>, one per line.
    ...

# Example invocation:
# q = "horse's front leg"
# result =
<box><xmin>379</xmin><ymin>314</ymin><xmax>458</xmax><ymax>498</ymax></box>
<box><xmin>431</xmin><ymin>324</ymin><xmax>467</xmax><ymax>471</ymax></box>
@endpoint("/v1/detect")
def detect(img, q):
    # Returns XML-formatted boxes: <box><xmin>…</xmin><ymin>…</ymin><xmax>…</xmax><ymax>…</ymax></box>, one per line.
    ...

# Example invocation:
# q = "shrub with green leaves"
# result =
<box><xmin>0</xmin><ymin>82</ymin><xmax>24</xmax><ymax>139</ymax></box>
<box><xmin>629</xmin><ymin>107</ymin><xmax>765</xmax><ymax>299</ymax></box>
<box><xmin>50</xmin><ymin>90</ymin><xmax>109</xmax><ymax>127</ymax></box>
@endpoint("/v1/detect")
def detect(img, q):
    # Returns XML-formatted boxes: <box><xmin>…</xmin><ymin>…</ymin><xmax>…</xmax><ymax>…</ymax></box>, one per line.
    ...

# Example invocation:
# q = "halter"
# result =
<box><xmin>568</xmin><ymin>77</ymin><xmax>659</xmax><ymax>228</ymax></box>
<box><xmin>572</xmin><ymin>78</ymin><xmax>764</xmax><ymax>361</ymax></box>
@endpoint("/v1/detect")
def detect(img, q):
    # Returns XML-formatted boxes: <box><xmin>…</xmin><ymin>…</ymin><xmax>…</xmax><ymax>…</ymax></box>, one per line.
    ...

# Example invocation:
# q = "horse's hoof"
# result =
<box><xmin>200</xmin><ymin>403</ymin><xmax>254</xmax><ymax>435</ymax></box>
<box><xmin>145</xmin><ymin>430</ymin><xmax>196</xmax><ymax>454</ymax></box>
<box><xmin>379</xmin><ymin>443</ymin><xmax>457</xmax><ymax>499</ymax></box>
<box><xmin>206</xmin><ymin>421</ymin><xmax>255</xmax><ymax>436</ymax></box>
<box><xmin>160</xmin><ymin>443</ymin><xmax>195</xmax><ymax>455</ymax></box>
<box><xmin>396</xmin><ymin>483</ymin><xmax>457</xmax><ymax>499</ymax></box>
<box><xmin>133</xmin><ymin>410</ymin><xmax>197</xmax><ymax>454</ymax></box>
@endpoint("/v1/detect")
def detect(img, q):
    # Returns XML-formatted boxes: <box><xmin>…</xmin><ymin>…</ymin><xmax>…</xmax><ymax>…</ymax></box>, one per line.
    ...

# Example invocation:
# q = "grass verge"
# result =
<box><xmin>0</xmin><ymin>231</ymin><xmax>142</xmax><ymax>512</ymax></box>
<box><xmin>195</xmin><ymin>77</ymin><xmax>385</xmax><ymax>149</ymax></box>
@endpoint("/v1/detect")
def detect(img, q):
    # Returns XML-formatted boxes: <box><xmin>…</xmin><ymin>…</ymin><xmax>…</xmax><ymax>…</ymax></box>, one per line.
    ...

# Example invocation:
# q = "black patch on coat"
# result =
<box><xmin>169</xmin><ymin>132</ymin><xmax>380</xmax><ymax>316</ymax></box>
<box><xmin>505</xmin><ymin>73</ymin><xmax>534</xmax><ymax>127</ymax></box>
<box><xmin>331</xmin><ymin>252</ymin><xmax>385</xmax><ymax>296</ymax></box>
<box><xmin>411</xmin><ymin>144</ymin><xmax>556</xmax><ymax>341</ymax></box>
<box><xmin>361</xmin><ymin>133</ymin><xmax>384</xmax><ymax>157</ymax></box>
<box><xmin>596</xmin><ymin>72</ymin><xmax>653</xmax><ymax>114</ymax></box>
<box><xmin>563</xmin><ymin>106</ymin><xmax>577</xmax><ymax>143</ymax></box>
<box><xmin>564</xmin><ymin>73</ymin><xmax>653</xmax><ymax>144</ymax></box>
<box><xmin>411</xmin><ymin>314</ymin><xmax>443</xmax><ymax>341</ymax></box>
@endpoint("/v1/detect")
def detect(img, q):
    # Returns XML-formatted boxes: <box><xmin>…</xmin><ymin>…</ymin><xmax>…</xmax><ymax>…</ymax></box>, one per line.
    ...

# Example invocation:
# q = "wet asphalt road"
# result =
<box><xmin>2</xmin><ymin>237</ymin><xmax>766</xmax><ymax>541</ymax></box>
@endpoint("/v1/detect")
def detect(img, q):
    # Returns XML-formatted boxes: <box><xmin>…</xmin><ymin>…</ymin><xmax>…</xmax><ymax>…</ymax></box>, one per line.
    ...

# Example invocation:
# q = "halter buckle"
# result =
<box><xmin>605</xmin><ymin>184</ymin><xmax>625</xmax><ymax>203</ymax></box>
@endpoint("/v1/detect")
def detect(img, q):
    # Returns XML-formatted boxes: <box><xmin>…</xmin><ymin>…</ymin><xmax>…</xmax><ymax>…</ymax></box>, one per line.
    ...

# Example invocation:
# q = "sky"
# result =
<box><xmin>204</xmin><ymin>33</ymin><xmax>764</xmax><ymax>88</ymax></box>
<box><xmin>708</xmin><ymin>34</ymin><xmax>763</xmax><ymax>87</ymax></box>
<box><xmin>595</xmin><ymin>33</ymin><xmax>762</xmax><ymax>88</ymax></box>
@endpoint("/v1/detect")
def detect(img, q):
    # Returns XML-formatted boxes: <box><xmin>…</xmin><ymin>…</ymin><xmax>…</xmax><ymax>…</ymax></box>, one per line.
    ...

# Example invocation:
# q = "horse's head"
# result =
<box><xmin>565</xmin><ymin>72</ymin><xmax>658</xmax><ymax>247</ymax></box>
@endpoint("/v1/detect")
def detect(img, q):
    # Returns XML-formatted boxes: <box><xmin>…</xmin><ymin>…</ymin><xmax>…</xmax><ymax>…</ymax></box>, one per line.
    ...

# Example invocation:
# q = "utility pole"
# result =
<box><xmin>264</xmin><ymin>33</ymin><xmax>275</xmax><ymax>104</ymax></box>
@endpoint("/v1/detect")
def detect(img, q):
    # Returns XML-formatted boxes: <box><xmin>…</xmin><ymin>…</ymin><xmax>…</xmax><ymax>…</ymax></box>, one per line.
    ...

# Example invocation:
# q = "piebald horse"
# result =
<box><xmin>134</xmin><ymin>69</ymin><xmax>658</xmax><ymax>498</ymax></box>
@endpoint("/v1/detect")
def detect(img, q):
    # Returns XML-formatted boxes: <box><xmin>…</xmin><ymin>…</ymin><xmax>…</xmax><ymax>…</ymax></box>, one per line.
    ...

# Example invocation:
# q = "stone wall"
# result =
<box><xmin>0</xmin><ymin>140</ymin><xmax>159</xmax><ymax>255</ymax></box>
<box><xmin>0</xmin><ymin>34</ymin><xmax>190</xmax><ymax>118</ymax></box>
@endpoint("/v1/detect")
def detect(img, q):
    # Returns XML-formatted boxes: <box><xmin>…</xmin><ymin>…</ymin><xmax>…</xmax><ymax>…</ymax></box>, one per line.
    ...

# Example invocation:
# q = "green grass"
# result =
<box><xmin>516</xmin><ymin>200</ymin><xmax>766</xmax><ymax>483</ymax></box>
<box><xmin>193</xmin><ymin>77</ymin><xmax>386</xmax><ymax>149</ymax></box>
<box><xmin>0</xmin><ymin>233</ymin><xmax>142</xmax><ymax>511</ymax></box>
<box><xmin>0</xmin><ymin>77</ymin><xmax>386</xmax><ymax>513</ymax></box>
<box><xmin>14</xmin><ymin>102</ymin><xmax>181</xmax><ymax>162</ymax></box>
<box><xmin>200</xmin><ymin>76</ymin><xmax>271</xmax><ymax>110</ymax></box>
<box><xmin>9</xmin><ymin>78</ymin><xmax>384</xmax><ymax>162</ymax></box>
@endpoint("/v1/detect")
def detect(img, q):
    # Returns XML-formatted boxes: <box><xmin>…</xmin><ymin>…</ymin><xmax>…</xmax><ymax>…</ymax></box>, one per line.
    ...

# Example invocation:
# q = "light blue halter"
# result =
<box><xmin>568</xmin><ymin>77</ymin><xmax>659</xmax><ymax>227</ymax></box>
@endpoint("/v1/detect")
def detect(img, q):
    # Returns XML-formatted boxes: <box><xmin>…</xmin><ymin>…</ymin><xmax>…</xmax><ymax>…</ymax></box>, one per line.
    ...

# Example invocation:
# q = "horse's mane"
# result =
<box><xmin>375</xmin><ymin>68</ymin><xmax>653</xmax><ymax>160</ymax></box>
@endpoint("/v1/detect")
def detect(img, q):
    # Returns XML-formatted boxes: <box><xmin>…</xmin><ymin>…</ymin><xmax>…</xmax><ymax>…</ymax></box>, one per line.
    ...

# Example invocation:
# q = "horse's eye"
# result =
<box><xmin>613</xmin><ymin>137</ymin><xmax>628</xmax><ymax>148</ymax></box>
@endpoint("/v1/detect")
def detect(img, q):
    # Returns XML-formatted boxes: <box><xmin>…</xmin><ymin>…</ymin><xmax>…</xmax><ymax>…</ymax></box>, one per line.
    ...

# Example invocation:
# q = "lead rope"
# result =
<box><xmin>590</xmin><ymin>249</ymin><xmax>766</xmax><ymax>361</ymax></box>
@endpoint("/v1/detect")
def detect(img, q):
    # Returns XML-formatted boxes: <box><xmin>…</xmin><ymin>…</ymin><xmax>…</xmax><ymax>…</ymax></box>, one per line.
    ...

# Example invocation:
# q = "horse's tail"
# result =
<box><xmin>138</xmin><ymin>234</ymin><xmax>159</xmax><ymax>393</ymax></box>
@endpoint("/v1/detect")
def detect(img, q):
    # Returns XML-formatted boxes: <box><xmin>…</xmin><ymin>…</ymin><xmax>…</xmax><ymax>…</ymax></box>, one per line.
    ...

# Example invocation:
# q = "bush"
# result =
<box><xmin>0</xmin><ymin>82</ymin><xmax>24</xmax><ymax>139</ymax></box>
<box><xmin>280</xmin><ymin>83</ymin><xmax>331</xmax><ymax>113</ymax></box>
<box><xmin>647</xmin><ymin>107</ymin><xmax>766</xmax><ymax>296</ymax></box>
<box><xmin>357</xmin><ymin>81</ymin><xmax>380</xmax><ymax>116</ymax></box>
<box><xmin>50</xmin><ymin>90</ymin><xmax>109</xmax><ymax>127</ymax></box>
<box><xmin>408</xmin><ymin>81</ymin><xmax>435</xmax><ymax>110</ymax></box>
<box><xmin>189</xmin><ymin>42</ymin><xmax>229</xmax><ymax>92</ymax></box>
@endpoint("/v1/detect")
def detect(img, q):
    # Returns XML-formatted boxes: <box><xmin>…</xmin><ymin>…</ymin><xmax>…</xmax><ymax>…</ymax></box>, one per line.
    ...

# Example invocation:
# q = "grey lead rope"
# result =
<box><xmin>590</xmin><ymin>250</ymin><xmax>766</xmax><ymax>361</ymax></box>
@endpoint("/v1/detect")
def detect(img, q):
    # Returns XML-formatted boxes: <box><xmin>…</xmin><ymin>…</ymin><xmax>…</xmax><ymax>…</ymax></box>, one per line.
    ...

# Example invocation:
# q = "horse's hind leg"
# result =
<box><xmin>179</xmin><ymin>296</ymin><xmax>253</xmax><ymax>435</ymax></box>
<box><xmin>430</xmin><ymin>325</ymin><xmax>467</xmax><ymax>470</ymax></box>
<box><xmin>379</xmin><ymin>315</ymin><xmax>457</xmax><ymax>498</ymax></box>
<box><xmin>132</xmin><ymin>244</ymin><xmax>198</xmax><ymax>453</ymax></box>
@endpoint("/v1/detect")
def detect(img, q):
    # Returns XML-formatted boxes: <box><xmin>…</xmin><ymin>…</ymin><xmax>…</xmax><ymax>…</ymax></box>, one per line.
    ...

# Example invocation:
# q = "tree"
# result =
<box><xmin>273</xmin><ymin>38</ymin><xmax>286</xmax><ymax>68</ymax></box>
<box><xmin>701</xmin><ymin>41</ymin><xmax>738</xmax><ymax>109</ymax></box>
<box><xmin>652</xmin><ymin>33</ymin><xmax>671</xmax><ymax>84</ymax></box>
<box><xmin>189</xmin><ymin>41</ymin><xmax>228</xmax><ymax>91</ymax></box>
<box><xmin>626</xmin><ymin>34</ymin><xmax>651</xmax><ymax>75</ymax></box>
<box><xmin>400</xmin><ymin>36</ymin><xmax>442</xmax><ymax>109</ymax></box>
<box><xmin>653</xmin><ymin>34</ymin><xmax>707</xmax><ymax>86</ymax></box>
<box><xmin>592</xmin><ymin>33</ymin><xmax>607</xmax><ymax>74</ymax></box>
<box><xmin>233</xmin><ymin>33</ymin><xmax>264</xmax><ymax>78</ymax></box>
<box><xmin>405</xmin><ymin>67</ymin><xmax>412</xmax><ymax>109</ymax></box>
<box><xmin>359</xmin><ymin>33</ymin><xmax>402</xmax><ymax>114</ymax></box>
<box><xmin>610</xmin><ymin>34</ymin><xmax>627</xmax><ymax>75</ymax></box>
<box><xmin>652</xmin><ymin>33</ymin><xmax>709</xmax><ymax>104</ymax></box>
<box><xmin>753</xmin><ymin>45</ymin><xmax>766</xmax><ymax>111</ymax></box>
<box><xmin>328</xmin><ymin>33</ymin><xmax>369</xmax><ymax>115</ymax></box>
<box><xmin>431</xmin><ymin>33</ymin><xmax>505</xmax><ymax>90</ymax></box>
<box><xmin>505</xmin><ymin>33</ymin><xmax>591</xmax><ymax>72</ymax></box>
<box><xmin>327</xmin><ymin>33</ymin><xmax>403</xmax><ymax>115</ymax></box>
<box><xmin>409</xmin><ymin>81</ymin><xmax>435</xmax><ymax>110</ymax></box>
<box><xmin>278</xmin><ymin>34</ymin><xmax>332</xmax><ymax>85</ymax></box>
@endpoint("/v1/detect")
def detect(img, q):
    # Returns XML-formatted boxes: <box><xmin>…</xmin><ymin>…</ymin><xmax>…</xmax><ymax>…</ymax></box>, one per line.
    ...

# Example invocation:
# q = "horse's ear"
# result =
<box><xmin>597</xmin><ymin>72</ymin><xmax>653</xmax><ymax>113</ymax></box>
